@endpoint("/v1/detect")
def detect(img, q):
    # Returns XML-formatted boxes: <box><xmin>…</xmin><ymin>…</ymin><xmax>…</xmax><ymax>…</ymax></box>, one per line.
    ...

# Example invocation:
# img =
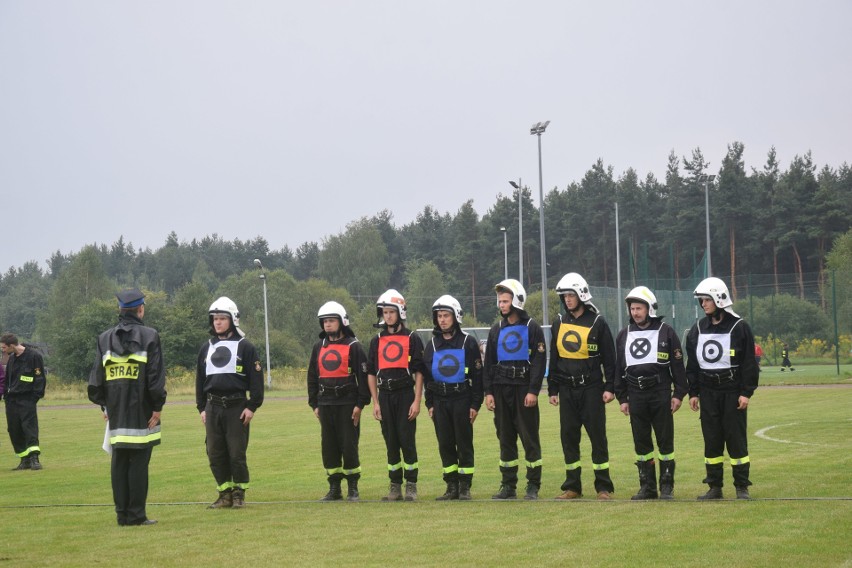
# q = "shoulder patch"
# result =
<box><xmin>474</xmin><ymin>359</ymin><xmax>482</xmax><ymax>370</ymax></box>
<box><xmin>35</xmin><ymin>368</ymin><xmax>42</xmax><ymax>376</ymax></box>
<box><xmin>537</xmin><ymin>342</ymin><xmax>546</xmax><ymax>353</ymax></box>
<box><xmin>674</xmin><ymin>348</ymin><xmax>683</xmax><ymax>360</ymax></box>
<box><xmin>255</xmin><ymin>361</ymin><xmax>262</xmax><ymax>372</ymax></box>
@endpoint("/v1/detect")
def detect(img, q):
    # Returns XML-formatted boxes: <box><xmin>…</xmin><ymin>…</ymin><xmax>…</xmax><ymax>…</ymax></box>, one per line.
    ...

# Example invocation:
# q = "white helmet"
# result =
<box><xmin>556</xmin><ymin>272</ymin><xmax>592</xmax><ymax>303</ymax></box>
<box><xmin>432</xmin><ymin>294</ymin><xmax>463</xmax><ymax>326</ymax></box>
<box><xmin>209</xmin><ymin>296</ymin><xmax>245</xmax><ymax>337</ymax></box>
<box><xmin>376</xmin><ymin>289</ymin><xmax>407</xmax><ymax>321</ymax></box>
<box><xmin>625</xmin><ymin>286</ymin><xmax>658</xmax><ymax>318</ymax></box>
<box><xmin>317</xmin><ymin>301</ymin><xmax>350</xmax><ymax>327</ymax></box>
<box><xmin>495</xmin><ymin>278</ymin><xmax>526</xmax><ymax>310</ymax></box>
<box><xmin>694</xmin><ymin>277</ymin><xmax>739</xmax><ymax>317</ymax></box>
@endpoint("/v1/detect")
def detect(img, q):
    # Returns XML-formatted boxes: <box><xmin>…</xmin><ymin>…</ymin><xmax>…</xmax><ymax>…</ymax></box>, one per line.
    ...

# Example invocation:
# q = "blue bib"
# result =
<box><xmin>432</xmin><ymin>348</ymin><xmax>466</xmax><ymax>383</ymax></box>
<box><xmin>496</xmin><ymin>324</ymin><xmax>529</xmax><ymax>362</ymax></box>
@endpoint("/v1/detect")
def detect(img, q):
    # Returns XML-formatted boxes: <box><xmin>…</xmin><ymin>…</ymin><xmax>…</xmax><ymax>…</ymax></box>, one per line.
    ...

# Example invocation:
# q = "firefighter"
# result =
<box><xmin>686</xmin><ymin>277</ymin><xmax>759</xmax><ymax>500</ymax></box>
<box><xmin>548</xmin><ymin>272</ymin><xmax>616</xmax><ymax>500</ymax></box>
<box><xmin>614</xmin><ymin>286</ymin><xmax>688</xmax><ymax>500</ymax></box>
<box><xmin>307</xmin><ymin>301</ymin><xmax>370</xmax><ymax>501</ymax></box>
<box><xmin>1</xmin><ymin>333</ymin><xmax>47</xmax><ymax>471</ymax></box>
<box><xmin>196</xmin><ymin>297</ymin><xmax>264</xmax><ymax>509</ymax></box>
<box><xmin>423</xmin><ymin>295</ymin><xmax>483</xmax><ymax>500</ymax></box>
<box><xmin>366</xmin><ymin>289</ymin><xmax>424</xmax><ymax>501</ymax></box>
<box><xmin>780</xmin><ymin>342</ymin><xmax>795</xmax><ymax>371</ymax></box>
<box><xmin>88</xmin><ymin>289</ymin><xmax>167</xmax><ymax>526</ymax></box>
<box><xmin>484</xmin><ymin>279</ymin><xmax>546</xmax><ymax>500</ymax></box>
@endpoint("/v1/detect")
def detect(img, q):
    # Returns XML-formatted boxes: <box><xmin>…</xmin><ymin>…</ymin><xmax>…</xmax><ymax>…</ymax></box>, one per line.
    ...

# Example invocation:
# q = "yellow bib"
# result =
<box><xmin>556</xmin><ymin>323</ymin><xmax>591</xmax><ymax>360</ymax></box>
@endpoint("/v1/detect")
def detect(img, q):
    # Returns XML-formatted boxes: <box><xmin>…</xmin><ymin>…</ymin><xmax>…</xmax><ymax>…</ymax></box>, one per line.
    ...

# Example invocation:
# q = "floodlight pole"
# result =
<box><xmin>253</xmin><ymin>258</ymin><xmax>272</xmax><ymax>388</ymax></box>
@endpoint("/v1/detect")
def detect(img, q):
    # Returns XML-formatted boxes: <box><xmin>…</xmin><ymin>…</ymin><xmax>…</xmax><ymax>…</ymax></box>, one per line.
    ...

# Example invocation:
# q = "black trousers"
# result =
<box><xmin>557</xmin><ymin>383</ymin><xmax>614</xmax><ymax>494</ymax></box>
<box><xmin>699</xmin><ymin>387</ymin><xmax>750</xmax><ymax>488</ymax></box>
<box><xmin>378</xmin><ymin>388</ymin><xmax>418</xmax><ymax>483</ymax></box>
<box><xmin>5</xmin><ymin>395</ymin><xmax>40</xmax><ymax>456</ymax></box>
<box><xmin>432</xmin><ymin>394</ymin><xmax>474</xmax><ymax>485</ymax></box>
<box><xmin>628</xmin><ymin>388</ymin><xmax>674</xmax><ymax>460</ymax></box>
<box><xmin>112</xmin><ymin>447</ymin><xmax>153</xmax><ymax>526</ymax></box>
<box><xmin>319</xmin><ymin>404</ymin><xmax>361</xmax><ymax>481</ymax></box>
<box><xmin>205</xmin><ymin>401</ymin><xmax>250</xmax><ymax>491</ymax></box>
<box><xmin>493</xmin><ymin>384</ymin><xmax>541</xmax><ymax>488</ymax></box>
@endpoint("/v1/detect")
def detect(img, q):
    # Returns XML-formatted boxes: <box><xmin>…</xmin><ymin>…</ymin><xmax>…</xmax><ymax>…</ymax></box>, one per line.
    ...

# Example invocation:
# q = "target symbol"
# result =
<box><xmin>562</xmin><ymin>330</ymin><xmax>582</xmax><ymax>353</ymax></box>
<box><xmin>501</xmin><ymin>331</ymin><xmax>523</xmax><ymax>354</ymax></box>
<box><xmin>437</xmin><ymin>354</ymin><xmax>461</xmax><ymax>378</ymax></box>
<box><xmin>321</xmin><ymin>350</ymin><xmax>343</xmax><ymax>372</ymax></box>
<box><xmin>702</xmin><ymin>340</ymin><xmax>723</xmax><ymax>363</ymax></box>
<box><xmin>211</xmin><ymin>346</ymin><xmax>232</xmax><ymax>368</ymax></box>
<box><xmin>629</xmin><ymin>338</ymin><xmax>652</xmax><ymax>359</ymax></box>
<box><xmin>382</xmin><ymin>340</ymin><xmax>404</xmax><ymax>363</ymax></box>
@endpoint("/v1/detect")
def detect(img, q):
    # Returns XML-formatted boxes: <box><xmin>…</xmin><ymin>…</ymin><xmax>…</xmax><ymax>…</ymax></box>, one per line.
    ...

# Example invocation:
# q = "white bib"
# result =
<box><xmin>696</xmin><ymin>332</ymin><xmax>731</xmax><ymax>370</ymax></box>
<box><xmin>625</xmin><ymin>328</ymin><xmax>660</xmax><ymax>367</ymax></box>
<box><xmin>205</xmin><ymin>339</ymin><xmax>242</xmax><ymax>375</ymax></box>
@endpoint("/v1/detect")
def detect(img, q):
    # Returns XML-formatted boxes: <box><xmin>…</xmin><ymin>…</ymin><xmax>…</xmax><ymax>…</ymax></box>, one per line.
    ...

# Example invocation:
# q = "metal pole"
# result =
<box><xmin>254</xmin><ymin>259</ymin><xmax>272</xmax><ymax>388</ymax></box>
<box><xmin>501</xmin><ymin>227</ymin><xmax>508</xmax><ymax>279</ymax></box>
<box><xmin>615</xmin><ymin>202</ymin><xmax>622</xmax><ymax>331</ymax></box>
<box><xmin>518</xmin><ymin>179</ymin><xmax>523</xmax><ymax>286</ymax></box>
<box><xmin>704</xmin><ymin>176</ymin><xmax>712</xmax><ymax>277</ymax></box>
<box><xmin>536</xmin><ymin>131</ymin><xmax>549</xmax><ymax>327</ymax></box>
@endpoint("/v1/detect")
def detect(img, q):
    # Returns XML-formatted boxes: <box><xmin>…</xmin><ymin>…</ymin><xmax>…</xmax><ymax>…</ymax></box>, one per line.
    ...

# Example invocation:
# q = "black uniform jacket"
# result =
<box><xmin>422</xmin><ymin>328</ymin><xmax>484</xmax><ymax>411</ymax></box>
<box><xmin>366</xmin><ymin>325</ymin><xmax>425</xmax><ymax>385</ymax></box>
<box><xmin>88</xmin><ymin>313</ymin><xmax>167</xmax><ymax>449</ymax></box>
<box><xmin>5</xmin><ymin>344</ymin><xmax>47</xmax><ymax>399</ymax></box>
<box><xmin>614</xmin><ymin>319</ymin><xmax>688</xmax><ymax>403</ymax></box>
<box><xmin>685</xmin><ymin>312</ymin><xmax>759</xmax><ymax>399</ymax></box>
<box><xmin>547</xmin><ymin>308</ymin><xmax>616</xmax><ymax>395</ymax></box>
<box><xmin>483</xmin><ymin>312</ymin><xmax>547</xmax><ymax>396</ymax></box>
<box><xmin>195</xmin><ymin>335</ymin><xmax>265</xmax><ymax>413</ymax></box>
<box><xmin>307</xmin><ymin>335</ymin><xmax>370</xmax><ymax>409</ymax></box>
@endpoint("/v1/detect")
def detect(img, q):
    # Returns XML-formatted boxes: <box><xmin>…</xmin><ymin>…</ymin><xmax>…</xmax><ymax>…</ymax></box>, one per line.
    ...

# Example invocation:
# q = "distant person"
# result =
<box><xmin>366</xmin><ymin>290</ymin><xmax>424</xmax><ymax>501</ymax></box>
<box><xmin>686</xmin><ymin>277</ymin><xmax>759</xmax><ymax>500</ymax></box>
<box><xmin>780</xmin><ymin>342</ymin><xmax>795</xmax><ymax>371</ymax></box>
<box><xmin>307</xmin><ymin>302</ymin><xmax>370</xmax><ymax>501</ymax></box>
<box><xmin>614</xmin><ymin>286</ymin><xmax>688</xmax><ymax>500</ymax></box>
<box><xmin>88</xmin><ymin>289</ymin><xmax>167</xmax><ymax>526</ymax></box>
<box><xmin>484</xmin><ymin>279</ymin><xmax>546</xmax><ymax>500</ymax></box>
<box><xmin>422</xmin><ymin>295</ymin><xmax>484</xmax><ymax>500</ymax></box>
<box><xmin>754</xmin><ymin>343</ymin><xmax>764</xmax><ymax>369</ymax></box>
<box><xmin>1</xmin><ymin>333</ymin><xmax>47</xmax><ymax>471</ymax></box>
<box><xmin>196</xmin><ymin>297</ymin><xmax>264</xmax><ymax>509</ymax></box>
<box><xmin>548</xmin><ymin>273</ymin><xmax>616</xmax><ymax>500</ymax></box>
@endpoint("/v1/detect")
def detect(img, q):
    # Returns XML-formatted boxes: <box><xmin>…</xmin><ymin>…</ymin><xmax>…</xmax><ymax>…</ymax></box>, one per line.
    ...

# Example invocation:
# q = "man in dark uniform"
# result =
<box><xmin>1</xmin><ymin>333</ymin><xmax>47</xmax><ymax>471</ymax></box>
<box><xmin>423</xmin><ymin>295</ymin><xmax>483</xmax><ymax>500</ymax></box>
<box><xmin>367</xmin><ymin>289</ymin><xmax>424</xmax><ymax>501</ymax></box>
<box><xmin>196</xmin><ymin>297</ymin><xmax>264</xmax><ymax>509</ymax></box>
<box><xmin>548</xmin><ymin>272</ymin><xmax>616</xmax><ymax>500</ymax></box>
<box><xmin>484</xmin><ymin>278</ymin><xmax>546</xmax><ymax>500</ymax></box>
<box><xmin>88</xmin><ymin>289</ymin><xmax>167</xmax><ymax>526</ymax></box>
<box><xmin>615</xmin><ymin>286</ymin><xmax>688</xmax><ymax>500</ymax></box>
<box><xmin>780</xmin><ymin>342</ymin><xmax>795</xmax><ymax>371</ymax></box>
<box><xmin>308</xmin><ymin>301</ymin><xmax>370</xmax><ymax>502</ymax></box>
<box><xmin>687</xmin><ymin>277</ymin><xmax>759</xmax><ymax>500</ymax></box>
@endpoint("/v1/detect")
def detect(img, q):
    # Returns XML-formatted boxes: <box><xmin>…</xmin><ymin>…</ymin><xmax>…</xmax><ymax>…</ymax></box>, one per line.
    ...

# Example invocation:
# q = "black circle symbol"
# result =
<box><xmin>437</xmin><ymin>354</ymin><xmax>461</xmax><ymax>378</ymax></box>
<box><xmin>702</xmin><ymin>340</ymin><xmax>723</xmax><ymax>363</ymax></box>
<box><xmin>561</xmin><ymin>330</ymin><xmax>582</xmax><ymax>353</ymax></box>
<box><xmin>501</xmin><ymin>331</ymin><xmax>523</xmax><ymax>354</ymax></box>
<box><xmin>211</xmin><ymin>346</ymin><xmax>232</xmax><ymax>368</ymax></box>
<box><xmin>629</xmin><ymin>338</ymin><xmax>652</xmax><ymax>359</ymax></box>
<box><xmin>321</xmin><ymin>349</ymin><xmax>343</xmax><ymax>372</ymax></box>
<box><xmin>382</xmin><ymin>340</ymin><xmax>404</xmax><ymax>363</ymax></box>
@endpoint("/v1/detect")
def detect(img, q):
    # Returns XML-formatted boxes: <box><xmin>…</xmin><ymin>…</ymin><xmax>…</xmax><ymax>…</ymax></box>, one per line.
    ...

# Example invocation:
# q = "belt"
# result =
<box><xmin>555</xmin><ymin>374</ymin><xmax>589</xmax><ymax>388</ymax></box>
<box><xmin>428</xmin><ymin>382</ymin><xmax>469</xmax><ymax>395</ymax></box>
<box><xmin>626</xmin><ymin>374</ymin><xmax>661</xmax><ymax>391</ymax></box>
<box><xmin>319</xmin><ymin>383</ymin><xmax>356</xmax><ymax>397</ymax></box>
<box><xmin>207</xmin><ymin>393</ymin><xmax>247</xmax><ymax>408</ymax></box>
<box><xmin>496</xmin><ymin>364</ymin><xmax>529</xmax><ymax>379</ymax></box>
<box><xmin>700</xmin><ymin>370</ymin><xmax>737</xmax><ymax>386</ymax></box>
<box><xmin>376</xmin><ymin>376</ymin><xmax>414</xmax><ymax>392</ymax></box>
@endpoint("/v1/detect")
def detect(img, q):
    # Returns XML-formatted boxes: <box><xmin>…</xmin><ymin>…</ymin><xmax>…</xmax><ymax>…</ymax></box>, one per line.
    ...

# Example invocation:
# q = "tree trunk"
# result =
<box><xmin>471</xmin><ymin>260</ymin><xmax>477</xmax><ymax>321</ymax></box>
<box><xmin>729</xmin><ymin>226</ymin><xmax>737</xmax><ymax>299</ymax></box>
<box><xmin>773</xmin><ymin>243</ymin><xmax>779</xmax><ymax>294</ymax></box>
<box><xmin>792</xmin><ymin>243</ymin><xmax>805</xmax><ymax>299</ymax></box>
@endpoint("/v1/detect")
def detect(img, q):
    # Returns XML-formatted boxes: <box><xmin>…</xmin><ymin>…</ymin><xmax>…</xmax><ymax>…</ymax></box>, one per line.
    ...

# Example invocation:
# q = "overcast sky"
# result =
<box><xmin>1</xmin><ymin>1</ymin><xmax>850</xmax><ymax>274</ymax></box>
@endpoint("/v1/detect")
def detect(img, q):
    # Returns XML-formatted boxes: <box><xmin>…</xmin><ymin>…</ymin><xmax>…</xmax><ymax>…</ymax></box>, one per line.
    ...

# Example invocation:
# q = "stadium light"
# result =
<box><xmin>509</xmin><ymin>179</ymin><xmax>523</xmax><ymax>286</ymax></box>
<box><xmin>500</xmin><ymin>227</ymin><xmax>508</xmax><ymax>280</ymax></box>
<box><xmin>698</xmin><ymin>174</ymin><xmax>716</xmax><ymax>276</ymax></box>
<box><xmin>253</xmin><ymin>258</ymin><xmax>272</xmax><ymax>388</ymax></box>
<box><xmin>530</xmin><ymin>121</ymin><xmax>550</xmax><ymax>326</ymax></box>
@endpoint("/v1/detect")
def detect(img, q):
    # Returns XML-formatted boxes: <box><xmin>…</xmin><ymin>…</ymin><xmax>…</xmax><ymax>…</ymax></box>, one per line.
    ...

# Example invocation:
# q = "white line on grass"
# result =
<box><xmin>755</xmin><ymin>423</ymin><xmax>819</xmax><ymax>445</ymax></box>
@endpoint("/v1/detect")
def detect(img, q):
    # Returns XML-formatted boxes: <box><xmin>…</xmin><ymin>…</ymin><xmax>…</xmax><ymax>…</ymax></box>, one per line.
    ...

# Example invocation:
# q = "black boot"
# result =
<box><xmin>631</xmin><ymin>461</ymin><xmax>658</xmax><ymax>500</ymax></box>
<box><xmin>29</xmin><ymin>454</ymin><xmax>42</xmax><ymax>471</ymax></box>
<box><xmin>13</xmin><ymin>457</ymin><xmax>32</xmax><ymax>471</ymax></box>
<box><xmin>658</xmin><ymin>460</ymin><xmax>675</xmax><ymax>500</ymax></box>
<box><xmin>491</xmin><ymin>484</ymin><xmax>517</xmax><ymax>500</ymax></box>
<box><xmin>320</xmin><ymin>478</ymin><xmax>343</xmax><ymax>501</ymax></box>
<box><xmin>458</xmin><ymin>480</ymin><xmax>472</xmax><ymax>501</ymax></box>
<box><xmin>436</xmin><ymin>481</ymin><xmax>459</xmax><ymax>501</ymax></box>
<box><xmin>231</xmin><ymin>488</ymin><xmax>245</xmax><ymax>509</ymax></box>
<box><xmin>208</xmin><ymin>489</ymin><xmax>234</xmax><ymax>509</ymax></box>
<box><xmin>697</xmin><ymin>486</ymin><xmax>723</xmax><ymax>500</ymax></box>
<box><xmin>347</xmin><ymin>479</ymin><xmax>360</xmax><ymax>502</ymax></box>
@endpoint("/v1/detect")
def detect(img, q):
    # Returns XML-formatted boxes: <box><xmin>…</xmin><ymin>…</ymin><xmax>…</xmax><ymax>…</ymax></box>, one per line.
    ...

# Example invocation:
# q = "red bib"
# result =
<box><xmin>378</xmin><ymin>334</ymin><xmax>410</xmax><ymax>370</ymax></box>
<box><xmin>319</xmin><ymin>343</ymin><xmax>351</xmax><ymax>379</ymax></box>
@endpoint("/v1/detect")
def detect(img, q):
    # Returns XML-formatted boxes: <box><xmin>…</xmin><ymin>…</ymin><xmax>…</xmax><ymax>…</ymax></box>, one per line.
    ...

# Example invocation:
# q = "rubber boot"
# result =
<box><xmin>491</xmin><ymin>484</ymin><xmax>517</xmax><ymax>500</ymax></box>
<box><xmin>658</xmin><ymin>460</ymin><xmax>675</xmax><ymax>500</ymax></box>
<box><xmin>29</xmin><ymin>454</ymin><xmax>42</xmax><ymax>471</ymax></box>
<box><xmin>524</xmin><ymin>484</ymin><xmax>539</xmax><ymax>500</ymax></box>
<box><xmin>697</xmin><ymin>486</ymin><xmax>724</xmax><ymax>500</ymax></box>
<box><xmin>404</xmin><ymin>482</ymin><xmax>418</xmax><ymax>502</ymax></box>
<box><xmin>320</xmin><ymin>478</ymin><xmax>343</xmax><ymax>501</ymax></box>
<box><xmin>631</xmin><ymin>461</ymin><xmax>658</xmax><ymax>500</ymax></box>
<box><xmin>382</xmin><ymin>482</ymin><xmax>403</xmax><ymax>501</ymax></box>
<box><xmin>458</xmin><ymin>480</ymin><xmax>472</xmax><ymax>501</ymax></box>
<box><xmin>347</xmin><ymin>479</ymin><xmax>360</xmax><ymax>502</ymax></box>
<box><xmin>232</xmin><ymin>488</ymin><xmax>245</xmax><ymax>509</ymax></box>
<box><xmin>13</xmin><ymin>457</ymin><xmax>31</xmax><ymax>471</ymax></box>
<box><xmin>735</xmin><ymin>486</ymin><xmax>751</xmax><ymax>500</ymax></box>
<box><xmin>208</xmin><ymin>489</ymin><xmax>234</xmax><ymax>509</ymax></box>
<box><xmin>435</xmin><ymin>481</ymin><xmax>459</xmax><ymax>501</ymax></box>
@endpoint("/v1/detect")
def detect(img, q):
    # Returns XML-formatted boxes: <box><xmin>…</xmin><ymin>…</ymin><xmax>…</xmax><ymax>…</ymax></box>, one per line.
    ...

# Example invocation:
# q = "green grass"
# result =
<box><xmin>2</xmin><ymin>373</ymin><xmax>851</xmax><ymax>566</ymax></box>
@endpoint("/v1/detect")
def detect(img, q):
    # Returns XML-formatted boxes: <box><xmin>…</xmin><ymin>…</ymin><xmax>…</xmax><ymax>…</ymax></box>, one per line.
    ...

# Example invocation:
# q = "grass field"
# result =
<box><xmin>2</xmin><ymin>366</ymin><xmax>850</xmax><ymax>567</ymax></box>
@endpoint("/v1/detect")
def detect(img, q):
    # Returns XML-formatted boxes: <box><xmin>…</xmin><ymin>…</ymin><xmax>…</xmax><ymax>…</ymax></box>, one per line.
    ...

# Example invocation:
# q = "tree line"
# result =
<box><xmin>1</xmin><ymin>142</ymin><xmax>850</xmax><ymax>379</ymax></box>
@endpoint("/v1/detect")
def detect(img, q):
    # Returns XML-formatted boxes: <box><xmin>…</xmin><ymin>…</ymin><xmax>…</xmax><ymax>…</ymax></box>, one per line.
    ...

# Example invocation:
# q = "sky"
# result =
<box><xmin>1</xmin><ymin>1</ymin><xmax>850</xmax><ymax>274</ymax></box>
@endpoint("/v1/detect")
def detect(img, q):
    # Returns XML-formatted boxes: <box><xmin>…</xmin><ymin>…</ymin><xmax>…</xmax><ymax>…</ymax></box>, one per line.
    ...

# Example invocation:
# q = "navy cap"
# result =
<box><xmin>116</xmin><ymin>288</ymin><xmax>145</xmax><ymax>308</ymax></box>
